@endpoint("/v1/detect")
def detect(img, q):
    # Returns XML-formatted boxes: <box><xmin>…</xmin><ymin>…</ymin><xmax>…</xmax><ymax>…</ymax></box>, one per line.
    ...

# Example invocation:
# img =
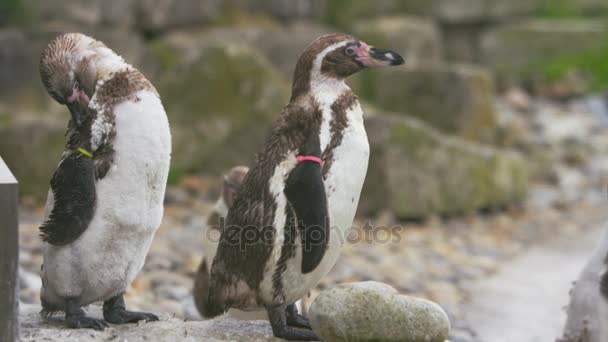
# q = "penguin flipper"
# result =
<box><xmin>285</xmin><ymin>159</ymin><xmax>329</xmax><ymax>274</ymax></box>
<box><xmin>39</xmin><ymin>152</ymin><xmax>97</xmax><ymax>246</ymax></box>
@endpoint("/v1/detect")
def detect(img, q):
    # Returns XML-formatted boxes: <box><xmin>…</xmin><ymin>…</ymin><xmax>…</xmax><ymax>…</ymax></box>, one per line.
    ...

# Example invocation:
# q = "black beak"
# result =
<box><xmin>369</xmin><ymin>48</ymin><xmax>405</xmax><ymax>66</ymax></box>
<box><xmin>67</xmin><ymin>102</ymin><xmax>84</xmax><ymax>127</ymax></box>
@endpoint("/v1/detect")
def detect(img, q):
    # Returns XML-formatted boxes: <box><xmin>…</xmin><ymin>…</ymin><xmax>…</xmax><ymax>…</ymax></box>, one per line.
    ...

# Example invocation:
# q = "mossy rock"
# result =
<box><xmin>351</xmin><ymin>64</ymin><xmax>497</xmax><ymax>144</ymax></box>
<box><xmin>352</xmin><ymin>16</ymin><xmax>442</xmax><ymax>66</ymax></box>
<box><xmin>360</xmin><ymin>114</ymin><xmax>528</xmax><ymax>219</ymax></box>
<box><xmin>481</xmin><ymin>19</ymin><xmax>608</xmax><ymax>89</ymax></box>
<box><xmin>309</xmin><ymin>281</ymin><xmax>450</xmax><ymax>342</ymax></box>
<box><xmin>321</xmin><ymin>0</ymin><xmax>404</xmax><ymax>30</ymax></box>
<box><xmin>398</xmin><ymin>0</ymin><xmax>538</xmax><ymax>22</ymax></box>
<box><xmin>155</xmin><ymin>39</ymin><xmax>290</xmax><ymax>176</ymax></box>
<box><xmin>0</xmin><ymin>116</ymin><xmax>67</xmax><ymax>198</ymax></box>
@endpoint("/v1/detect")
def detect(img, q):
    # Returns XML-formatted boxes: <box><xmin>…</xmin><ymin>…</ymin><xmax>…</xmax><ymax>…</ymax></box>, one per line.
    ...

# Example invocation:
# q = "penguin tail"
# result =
<box><xmin>193</xmin><ymin>259</ymin><xmax>215</xmax><ymax>317</ymax></box>
<box><xmin>202</xmin><ymin>291</ymin><xmax>227</xmax><ymax>319</ymax></box>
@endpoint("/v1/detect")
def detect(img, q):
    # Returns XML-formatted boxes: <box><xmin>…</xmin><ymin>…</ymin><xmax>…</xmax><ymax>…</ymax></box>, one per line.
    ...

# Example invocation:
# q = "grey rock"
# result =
<box><xmin>152</xmin><ymin>37</ymin><xmax>289</xmax><ymax>175</ymax></box>
<box><xmin>351</xmin><ymin>64</ymin><xmax>498</xmax><ymax>144</ymax></box>
<box><xmin>0</xmin><ymin>116</ymin><xmax>67</xmax><ymax>198</ymax></box>
<box><xmin>0</xmin><ymin>30</ymin><xmax>36</xmax><ymax>102</ymax></box>
<box><xmin>24</xmin><ymin>0</ymin><xmax>137</xmax><ymax>28</ymax></box>
<box><xmin>352</xmin><ymin>16</ymin><xmax>443</xmax><ymax>66</ymax></box>
<box><xmin>19</xmin><ymin>304</ymin><xmax>283</xmax><ymax>341</ymax></box>
<box><xmin>399</xmin><ymin>0</ymin><xmax>538</xmax><ymax>23</ymax></box>
<box><xmin>135</xmin><ymin>0</ymin><xmax>222</xmax><ymax>33</ymax></box>
<box><xmin>309</xmin><ymin>281</ymin><xmax>450</xmax><ymax>342</ymax></box>
<box><xmin>244</xmin><ymin>0</ymin><xmax>326</xmax><ymax>20</ymax></box>
<box><xmin>481</xmin><ymin>20</ymin><xmax>608</xmax><ymax>87</ymax></box>
<box><xmin>360</xmin><ymin>114</ymin><xmax>528</xmax><ymax>219</ymax></box>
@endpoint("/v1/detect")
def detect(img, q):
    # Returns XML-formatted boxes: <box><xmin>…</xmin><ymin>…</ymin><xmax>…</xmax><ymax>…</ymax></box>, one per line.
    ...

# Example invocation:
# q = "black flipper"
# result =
<box><xmin>39</xmin><ymin>152</ymin><xmax>96</xmax><ymax>246</ymax></box>
<box><xmin>284</xmin><ymin>137</ymin><xmax>329</xmax><ymax>274</ymax></box>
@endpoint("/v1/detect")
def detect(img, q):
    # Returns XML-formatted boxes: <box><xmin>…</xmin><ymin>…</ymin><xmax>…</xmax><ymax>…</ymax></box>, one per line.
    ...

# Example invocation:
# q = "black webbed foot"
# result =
<box><xmin>103</xmin><ymin>293</ymin><xmax>159</xmax><ymax>324</ymax></box>
<box><xmin>266</xmin><ymin>304</ymin><xmax>319</xmax><ymax>341</ymax></box>
<box><xmin>65</xmin><ymin>299</ymin><xmax>108</xmax><ymax>330</ymax></box>
<box><xmin>286</xmin><ymin>303</ymin><xmax>311</xmax><ymax>329</ymax></box>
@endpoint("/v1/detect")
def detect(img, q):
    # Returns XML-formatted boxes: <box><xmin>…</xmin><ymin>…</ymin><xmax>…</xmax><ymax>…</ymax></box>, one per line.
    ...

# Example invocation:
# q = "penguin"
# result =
<box><xmin>38</xmin><ymin>33</ymin><xmax>172</xmax><ymax>330</ymax></box>
<box><xmin>193</xmin><ymin>165</ymin><xmax>249</xmax><ymax>317</ymax></box>
<box><xmin>204</xmin><ymin>33</ymin><xmax>404</xmax><ymax>340</ymax></box>
<box><xmin>194</xmin><ymin>165</ymin><xmax>306</xmax><ymax>321</ymax></box>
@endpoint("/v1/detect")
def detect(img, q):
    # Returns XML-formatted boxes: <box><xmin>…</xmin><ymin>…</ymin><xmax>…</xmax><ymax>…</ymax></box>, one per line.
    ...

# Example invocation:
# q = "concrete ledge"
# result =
<box><xmin>20</xmin><ymin>304</ymin><xmax>283</xmax><ymax>342</ymax></box>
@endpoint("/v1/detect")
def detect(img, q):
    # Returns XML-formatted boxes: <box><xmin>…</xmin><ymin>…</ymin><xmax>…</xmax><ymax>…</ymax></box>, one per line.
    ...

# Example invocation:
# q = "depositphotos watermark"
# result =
<box><xmin>205</xmin><ymin>217</ymin><xmax>403</xmax><ymax>251</ymax></box>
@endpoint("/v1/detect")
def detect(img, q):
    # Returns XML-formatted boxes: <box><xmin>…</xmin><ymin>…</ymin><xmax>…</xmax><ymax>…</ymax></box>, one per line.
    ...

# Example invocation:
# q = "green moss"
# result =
<box><xmin>0</xmin><ymin>0</ymin><xmax>31</xmax><ymax>26</ymax></box>
<box><xmin>322</xmin><ymin>0</ymin><xmax>373</xmax><ymax>30</ymax></box>
<box><xmin>535</xmin><ymin>0</ymin><xmax>581</xmax><ymax>18</ymax></box>
<box><xmin>535</xmin><ymin>0</ymin><xmax>608</xmax><ymax>18</ymax></box>
<box><xmin>542</xmin><ymin>42</ymin><xmax>608</xmax><ymax>91</ymax></box>
<box><xmin>167</xmin><ymin>166</ymin><xmax>185</xmax><ymax>185</ymax></box>
<box><xmin>158</xmin><ymin>42</ymin><xmax>289</xmax><ymax>174</ymax></box>
<box><xmin>148</xmin><ymin>40</ymin><xmax>179</xmax><ymax>71</ymax></box>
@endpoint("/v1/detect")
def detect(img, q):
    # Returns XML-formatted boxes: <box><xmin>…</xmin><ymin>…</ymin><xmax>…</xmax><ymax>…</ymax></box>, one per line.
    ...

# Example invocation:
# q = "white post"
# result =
<box><xmin>0</xmin><ymin>157</ymin><xmax>18</xmax><ymax>342</ymax></box>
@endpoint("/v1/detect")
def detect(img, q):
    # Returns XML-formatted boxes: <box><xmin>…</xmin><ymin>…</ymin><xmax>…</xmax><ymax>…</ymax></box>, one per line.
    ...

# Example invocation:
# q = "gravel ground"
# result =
<box><xmin>17</xmin><ymin>186</ymin><xmax>608</xmax><ymax>341</ymax></box>
<box><xmin>16</xmin><ymin>95</ymin><xmax>608</xmax><ymax>341</ymax></box>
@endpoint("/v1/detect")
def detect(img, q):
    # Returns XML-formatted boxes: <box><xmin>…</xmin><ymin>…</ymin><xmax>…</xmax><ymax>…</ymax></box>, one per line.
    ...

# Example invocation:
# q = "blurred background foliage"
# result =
<box><xmin>0</xmin><ymin>0</ymin><xmax>607</xmax><ymax>220</ymax></box>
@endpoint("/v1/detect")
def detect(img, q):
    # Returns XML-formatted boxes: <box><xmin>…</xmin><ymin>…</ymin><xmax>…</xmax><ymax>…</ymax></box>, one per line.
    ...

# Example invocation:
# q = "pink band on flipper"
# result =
<box><xmin>296</xmin><ymin>156</ymin><xmax>322</xmax><ymax>165</ymax></box>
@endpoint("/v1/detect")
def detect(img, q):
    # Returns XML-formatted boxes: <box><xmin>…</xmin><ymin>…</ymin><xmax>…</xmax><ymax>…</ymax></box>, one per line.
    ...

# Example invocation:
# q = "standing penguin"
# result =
<box><xmin>194</xmin><ymin>165</ymin><xmax>249</xmax><ymax>317</ymax></box>
<box><xmin>205</xmin><ymin>33</ymin><xmax>404</xmax><ymax>340</ymax></box>
<box><xmin>38</xmin><ymin>33</ymin><xmax>171</xmax><ymax>330</ymax></box>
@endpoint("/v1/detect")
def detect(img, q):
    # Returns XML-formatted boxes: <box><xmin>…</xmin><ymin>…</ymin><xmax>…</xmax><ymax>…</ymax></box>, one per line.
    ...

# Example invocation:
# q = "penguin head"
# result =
<box><xmin>294</xmin><ymin>33</ymin><xmax>405</xmax><ymax>82</ymax></box>
<box><xmin>40</xmin><ymin>33</ymin><xmax>123</xmax><ymax>126</ymax></box>
<box><xmin>222</xmin><ymin>166</ymin><xmax>249</xmax><ymax>208</ymax></box>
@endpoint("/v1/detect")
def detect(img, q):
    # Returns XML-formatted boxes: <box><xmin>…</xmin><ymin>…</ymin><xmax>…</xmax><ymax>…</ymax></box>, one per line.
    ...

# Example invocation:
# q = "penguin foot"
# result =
<box><xmin>65</xmin><ymin>300</ymin><xmax>108</xmax><ymax>330</ymax></box>
<box><xmin>286</xmin><ymin>303</ymin><xmax>311</xmax><ymax>329</ymax></box>
<box><xmin>266</xmin><ymin>304</ymin><xmax>319</xmax><ymax>341</ymax></box>
<box><xmin>103</xmin><ymin>293</ymin><xmax>159</xmax><ymax>324</ymax></box>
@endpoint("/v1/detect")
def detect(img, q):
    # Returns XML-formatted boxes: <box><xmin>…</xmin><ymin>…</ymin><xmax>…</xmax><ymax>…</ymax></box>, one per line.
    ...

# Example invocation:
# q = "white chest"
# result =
<box><xmin>265</xmin><ymin>98</ymin><xmax>369</xmax><ymax>304</ymax></box>
<box><xmin>41</xmin><ymin>90</ymin><xmax>172</xmax><ymax>306</ymax></box>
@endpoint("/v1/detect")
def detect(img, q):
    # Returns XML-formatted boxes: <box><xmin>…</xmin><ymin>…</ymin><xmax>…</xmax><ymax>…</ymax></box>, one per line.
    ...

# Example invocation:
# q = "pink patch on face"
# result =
<box><xmin>67</xmin><ymin>82</ymin><xmax>90</xmax><ymax>106</ymax></box>
<box><xmin>67</xmin><ymin>83</ymin><xmax>80</xmax><ymax>103</ymax></box>
<box><xmin>352</xmin><ymin>42</ymin><xmax>384</xmax><ymax>67</ymax></box>
<box><xmin>352</xmin><ymin>42</ymin><xmax>370</xmax><ymax>58</ymax></box>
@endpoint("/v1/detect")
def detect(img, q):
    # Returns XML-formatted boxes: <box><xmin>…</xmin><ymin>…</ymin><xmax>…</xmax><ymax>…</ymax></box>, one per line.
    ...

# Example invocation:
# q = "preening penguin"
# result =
<box><xmin>38</xmin><ymin>33</ymin><xmax>171</xmax><ymax>330</ymax></box>
<box><xmin>205</xmin><ymin>33</ymin><xmax>404</xmax><ymax>340</ymax></box>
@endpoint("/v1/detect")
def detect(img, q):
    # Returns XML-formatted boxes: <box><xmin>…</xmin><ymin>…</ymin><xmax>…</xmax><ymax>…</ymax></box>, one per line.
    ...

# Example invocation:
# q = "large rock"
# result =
<box><xmin>309</xmin><ymin>281</ymin><xmax>450</xmax><ymax>342</ymax></box>
<box><xmin>535</xmin><ymin>0</ymin><xmax>608</xmax><ymax>17</ymax></box>
<box><xmin>19</xmin><ymin>304</ymin><xmax>282</xmax><ymax>341</ymax></box>
<box><xmin>399</xmin><ymin>0</ymin><xmax>538</xmax><ymax>23</ymax></box>
<box><xmin>152</xmin><ymin>36</ymin><xmax>290</xmax><ymax>176</ymax></box>
<box><xmin>135</xmin><ymin>0</ymin><xmax>222</xmax><ymax>33</ymax></box>
<box><xmin>22</xmin><ymin>0</ymin><xmax>137</xmax><ymax>28</ymax></box>
<box><xmin>0</xmin><ymin>115</ymin><xmax>66</xmax><ymax>198</ymax></box>
<box><xmin>352</xmin><ymin>16</ymin><xmax>443</xmax><ymax>66</ymax></box>
<box><xmin>320</xmin><ymin>0</ymin><xmax>404</xmax><ymax>29</ymax></box>
<box><xmin>241</xmin><ymin>0</ymin><xmax>326</xmax><ymax>21</ymax></box>
<box><xmin>352</xmin><ymin>64</ymin><xmax>497</xmax><ymax>143</ymax></box>
<box><xmin>0</xmin><ymin>29</ymin><xmax>37</xmax><ymax>104</ymax></box>
<box><xmin>175</xmin><ymin>24</ymin><xmax>332</xmax><ymax>79</ymax></box>
<box><xmin>360</xmin><ymin>114</ymin><xmax>528</xmax><ymax>219</ymax></box>
<box><xmin>481</xmin><ymin>20</ymin><xmax>608</xmax><ymax>87</ymax></box>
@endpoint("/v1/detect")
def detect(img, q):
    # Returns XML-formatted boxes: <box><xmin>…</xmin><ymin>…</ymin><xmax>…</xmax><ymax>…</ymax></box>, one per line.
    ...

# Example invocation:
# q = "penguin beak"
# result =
<box><xmin>66</xmin><ymin>83</ymin><xmax>90</xmax><ymax>127</ymax></box>
<box><xmin>353</xmin><ymin>42</ymin><xmax>405</xmax><ymax>67</ymax></box>
<box><xmin>67</xmin><ymin>102</ymin><xmax>85</xmax><ymax>127</ymax></box>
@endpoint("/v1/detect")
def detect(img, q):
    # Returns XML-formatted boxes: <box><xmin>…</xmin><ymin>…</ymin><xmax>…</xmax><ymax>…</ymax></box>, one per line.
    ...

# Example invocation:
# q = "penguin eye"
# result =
<box><xmin>345</xmin><ymin>46</ymin><xmax>357</xmax><ymax>57</ymax></box>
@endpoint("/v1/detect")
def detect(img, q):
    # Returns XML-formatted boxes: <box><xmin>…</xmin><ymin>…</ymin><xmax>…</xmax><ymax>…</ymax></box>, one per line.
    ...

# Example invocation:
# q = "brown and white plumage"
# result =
<box><xmin>39</xmin><ymin>33</ymin><xmax>171</xmax><ymax>330</ymax></box>
<box><xmin>205</xmin><ymin>33</ymin><xmax>404</xmax><ymax>340</ymax></box>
